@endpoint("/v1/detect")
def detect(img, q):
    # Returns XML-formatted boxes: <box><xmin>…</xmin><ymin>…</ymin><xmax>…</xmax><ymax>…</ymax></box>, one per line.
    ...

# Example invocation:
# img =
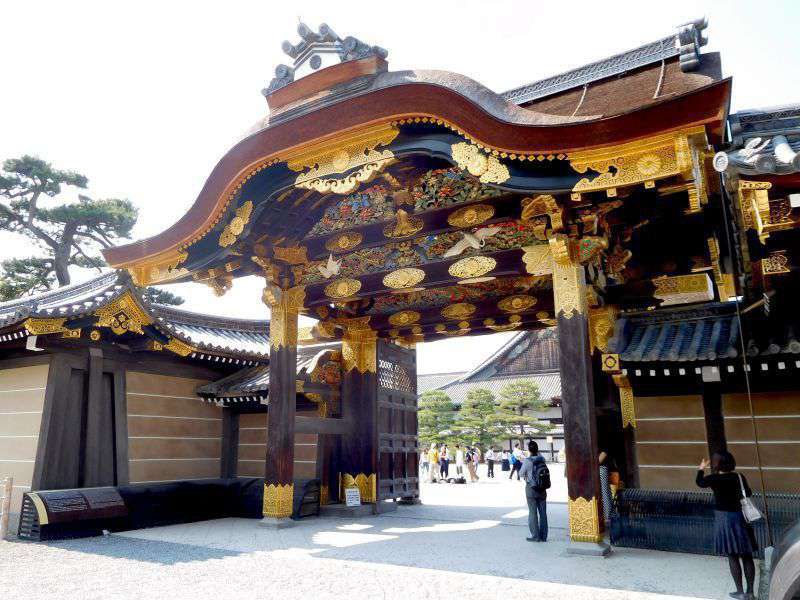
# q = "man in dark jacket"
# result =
<box><xmin>519</xmin><ymin>440</ymin><xmax>549</xmax><ymax>542</ymax></box>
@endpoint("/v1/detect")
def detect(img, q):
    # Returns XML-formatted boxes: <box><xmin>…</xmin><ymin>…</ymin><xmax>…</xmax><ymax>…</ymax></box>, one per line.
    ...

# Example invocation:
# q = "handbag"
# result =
<box><xmin>738</xmin><ymin>473</ymin><xmax>762</xmax><ymax>523</ymax></box>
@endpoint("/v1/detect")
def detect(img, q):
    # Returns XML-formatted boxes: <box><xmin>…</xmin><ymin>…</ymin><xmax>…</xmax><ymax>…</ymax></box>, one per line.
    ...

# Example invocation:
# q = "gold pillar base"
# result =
<box><xmin>319</xmin><ymin>484</ymin><xmax>329</xmax><ymax>506</ymax></box>
<box><xmin>339</xmin><ymin>473</ymin><xmax>377</xmax><ymax>503</ymax></box>
<box><xmin>568</xmin><ymin>496</ymin><xmax>604</xmax><ymax>543</ymax></box>
<box><xmin>263</xmin><ymin>482</ymin><xmax>294</xmax><ymax>518</ymax></box>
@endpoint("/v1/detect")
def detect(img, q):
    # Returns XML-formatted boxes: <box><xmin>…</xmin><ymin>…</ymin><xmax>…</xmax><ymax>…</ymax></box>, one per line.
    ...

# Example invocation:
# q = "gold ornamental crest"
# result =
<box><xmin>498</xmin><ymin>295</ymin><xmax>538</xmax><ymax>313</ymax></box>
<box><xmin>325</xmin><ymin>231</ymin><xmax>363</xmax><ymax>253</ymax></box>
<box><xmin>448</xmin><ymin>256</ymin><xmax>497</xmax><ymax>279</ymax></box>
<box><xmin>447</xmin><ymin>204</ymin><xmax>495</xmax><ymax>228</ymax></box>
<box><xmin>219</xmin><ymin>201</ymin><xmax>253</xmax><ymax>248</ymax></box>
<box><xmin>383</xmin><ymin>268</ymin><xmax>426</xmax><ymax>289</ymax></box>
<box><xmin>324</xmin><ymin>278</ymin><xmax>362</xmax><ymax>299</ymax></box>
<box><xmin>388</xmin><ymin>310</ymin><xmax>421</xmax><ymax>327</ymax></box>
<box><xmin>441</xmin><ymin>302</ymin><xmax>476</xmax><ymax>320</ymax></box>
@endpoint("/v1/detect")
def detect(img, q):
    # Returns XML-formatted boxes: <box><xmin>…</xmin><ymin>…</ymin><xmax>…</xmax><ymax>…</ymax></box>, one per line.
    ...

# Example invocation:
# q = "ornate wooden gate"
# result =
<box><xmin>376</xmin><ymin>341</ymin><xmax>419</xmax><ymax>503</ymax></box>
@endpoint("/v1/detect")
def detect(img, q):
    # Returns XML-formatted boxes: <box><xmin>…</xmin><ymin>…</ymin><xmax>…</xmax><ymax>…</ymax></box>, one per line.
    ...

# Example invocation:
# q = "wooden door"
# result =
<box><xmin>376</xmin><ymin>342</ymin><xmax>419</xmax><ymax>502</ymax></box>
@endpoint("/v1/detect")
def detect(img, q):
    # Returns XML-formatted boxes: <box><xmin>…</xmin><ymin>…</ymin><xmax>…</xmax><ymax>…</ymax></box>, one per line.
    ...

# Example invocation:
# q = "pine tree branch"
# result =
<box><xmin>0</xmin><ymin>203</ymin><xmax>59</xmax><ymax>249</ymax></box>
<box><xmin>69</xmin><ymin>240</ymin><xmax>105</xmax><ymax>272</ymax></box>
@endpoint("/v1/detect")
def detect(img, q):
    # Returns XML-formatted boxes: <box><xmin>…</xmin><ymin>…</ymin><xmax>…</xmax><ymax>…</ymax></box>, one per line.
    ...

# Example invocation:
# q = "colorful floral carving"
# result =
<box><xmin>367</xmin><ymin>276</ymin><xmax>550</xmax><ymax>315</ymax></box>
<box><xmin>412</xmin><ymin>168</ymin><xmax>503</xmax><ymax>211</ymax></box>
<box><xmin>309</xmin><ymin>184</ymin><xmax>395</xmax><ymax>235</ymax></box>
<box><xmin>299</xmin><ymin>221</ymin><xmax>545</xmax><ymax>284</ymax></box>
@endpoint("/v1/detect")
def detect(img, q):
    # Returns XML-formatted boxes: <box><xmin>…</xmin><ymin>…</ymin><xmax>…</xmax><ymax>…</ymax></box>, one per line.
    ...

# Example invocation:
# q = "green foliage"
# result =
<box><xmin>0</xmin><ymin>155</ymin><xmax>139</xmax><ymax>297</ymax></box>
<box><xmin>418</xmin><ymin>390</ymin><xmax>458</xmax><ymax>446</ymax></box>
<box><xmin>0</xmin><ymin>257</ymin><xmax>55</xmax><ymax>300</ymax></box>
<box><xmin>456</xmin><ymin>388</ymin><xmax>503</xmax><ymax>448</ymax></box>
<box><xmin>142</xmin><ymin>287</ymin><xmax>185</xmax><ymax>306</ymax></box>
<box><xmin>495</xmin><ymin>379</ymin><xmax>552</xmax><ymax>444</ymax></box>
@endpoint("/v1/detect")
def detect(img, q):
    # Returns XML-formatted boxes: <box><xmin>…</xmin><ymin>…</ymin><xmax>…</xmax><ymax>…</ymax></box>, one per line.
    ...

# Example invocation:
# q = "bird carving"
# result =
<box><xmin>443</xmin><ymin>226</ymin><xmax>502</xmax><ymax>257</ymax></box>
<box><xmin>317</xmin><ymin>254</ymin><xmax>342</xmax><ymax>279</ymax></box>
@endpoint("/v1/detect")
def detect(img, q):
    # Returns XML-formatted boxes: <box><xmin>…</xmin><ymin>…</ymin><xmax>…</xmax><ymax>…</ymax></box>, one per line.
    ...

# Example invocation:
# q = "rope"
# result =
<box><xmin>718</xmin><ymin>182</ymin><xmax>774</xmax><ymax>547</ymax></box>
<box><xmin>653</xmin><ymin>59</ymin><xmax>666</xmax><ymax>99</ymax></box>
<box><xmin>571</xmin><ymin>84</ymin><xmax>589</xmax><ymax>118</ymax></box>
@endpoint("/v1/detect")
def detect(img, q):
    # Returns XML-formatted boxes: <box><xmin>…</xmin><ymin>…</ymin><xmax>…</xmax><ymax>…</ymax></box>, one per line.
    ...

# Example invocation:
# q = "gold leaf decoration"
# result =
<box><xmin>448</xmin><ymin>256</ymin><xmax>497</xmax><ymax>279</ymax></box>
<box><xmin>447</xmin><ymin>204</ymin><xmax>495</xmax><ymax>228</ymax></box>
<box><xmin>287</xmin><ymin>124</ymin><xmax>399</xmax><ymax>196</ymax></box>
<box><xmin>498</xmin><ymin>295</ymin><xmax>538</xmax><ymax>313</ymax></box>
<box><xmin>219</xmin><ymin>201</ymin><xmax>253</xmax><ymax>248</ymax></box>
<box><xmin>324</xmin><ymin>278</ymin><xmax>361</xmax><ymax>299</ymax></box>
<box><xmin>388</xmin><ymin>310</ymin><xmax>421</xmax><ymax>327</ymax></box>
<box><xmin>383</xmin><ymin>209</ymin><xmax>424</xmax><ymax>238</ymax></box>
<box><xmin>325</xmin><ymin>231</ymin><xmax>363</xmax><ymax>253</ymax></box>
<box><xmin>164</xmin><ymin>338</ymin><xmax>194</xmax><ymax>357</ymax></box>
<box><xmin>382</xmin><ymin>268</ymin><xmax>426</xmax><ymax>289</ymax></box>
<box><xmin>451</xmin><ymin>142</ymin><xmax>510</xmax><ymax>184</ymax></box>
<box><xmin>273</xmin><ymin>245</ymin><xmax>308</xmax><ymax>265</ymax></box>
<box><xmin>568</xmin><ymin>497</ymin><xmax>603</xmax><ymax>543</ymax></box>
<box><xmin>23</xmin><ymin>318</ymin><xmax>67</xmax><ymax>335</ymax></box>
<box><xmin>340</xmin><ymin>473</ymin><xmax>376</xmax><ymax>503</ymax></box>
<box><xmin>441</xmin><ymin>303</ymin><xmax>476</xmax><ymax>320</ymax></box>
<box><xmin>94</xmin><ymin>293</ymin><xmax>152</xmax><ymax>335</ymax></box>
<box><xmin>263</xmin><ymin>483</ymin><xmax>294</xmax><ymax>518</ymax></box>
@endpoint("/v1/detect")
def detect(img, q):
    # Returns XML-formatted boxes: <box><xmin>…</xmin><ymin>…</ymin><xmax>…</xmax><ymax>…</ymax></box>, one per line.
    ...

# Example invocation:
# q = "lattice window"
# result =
<box><xmin>378</xmin><ymin>359</ymin><xmax>415</xmax><ymax>393</ymax></box>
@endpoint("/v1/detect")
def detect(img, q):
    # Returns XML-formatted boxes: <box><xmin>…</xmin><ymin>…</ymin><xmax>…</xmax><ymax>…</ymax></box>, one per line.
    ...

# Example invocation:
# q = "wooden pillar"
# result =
<box><xmin>262</xmin><ymin>284</ymin><xmax>304</xmax><ymax>521</ymax></box>
<box><xmin>613</xmin><ymin>374</ymin><xmax>639</xmax><ymax>488</ymax></box>
<box><xmin>550</xmin><ymin>235</ymin><xmax>605</xmax><ymax>546</ymax></box>
<box><xmin>702</xmin><ymin>382</ymin><xmax>727</xmax><ymax>457</ymax></box>
<box><xmin>84</xmin><ymin>347</ymin><xmax>116</xmax><ymax>487</ymax></box>
<box><xmin>221</xmin><ymin>408</ymin><xmax>239</xmax><ymax>479</ymax></box>
<box><xmin>339</xmin><ymin>317</ymin><xmax>378</xmax><ymax>503</ymax></box>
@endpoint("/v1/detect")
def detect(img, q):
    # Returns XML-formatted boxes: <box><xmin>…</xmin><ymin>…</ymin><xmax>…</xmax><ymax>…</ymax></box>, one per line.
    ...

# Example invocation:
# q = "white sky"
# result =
<box><xmin>1</xmin><ymin>1</ymin><xmax>799</xmax><ymax>374</ymax></box>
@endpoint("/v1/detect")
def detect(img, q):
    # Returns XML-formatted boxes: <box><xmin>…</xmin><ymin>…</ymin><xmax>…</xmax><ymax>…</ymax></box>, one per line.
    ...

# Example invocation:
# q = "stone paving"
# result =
<box><xmin>0</xmin><ymin>464</ymin><xmax>738</xmax><ymax>600</ymax></box>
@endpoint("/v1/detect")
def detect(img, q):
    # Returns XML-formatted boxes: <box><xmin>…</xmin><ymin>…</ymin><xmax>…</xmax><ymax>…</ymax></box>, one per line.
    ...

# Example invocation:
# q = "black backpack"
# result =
<box><xmin>528</xmin><ymin>460</ymin><xmax>551</xmax><ymax>490</ymax></box>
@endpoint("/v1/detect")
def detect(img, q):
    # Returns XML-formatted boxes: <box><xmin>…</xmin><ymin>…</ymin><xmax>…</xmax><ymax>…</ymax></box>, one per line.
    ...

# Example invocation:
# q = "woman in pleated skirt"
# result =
<box><xmin>697</xmin><ymin>451</ymin><xmax>757</xmax><ymax>600</ymax></box>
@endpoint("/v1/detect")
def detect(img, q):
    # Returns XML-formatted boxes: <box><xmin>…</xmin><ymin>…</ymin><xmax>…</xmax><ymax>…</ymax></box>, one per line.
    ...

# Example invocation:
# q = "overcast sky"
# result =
<box><xmin>1</xmin><ymin>1</ymin><xmax>798</xmax><ymax>373</ymax></box>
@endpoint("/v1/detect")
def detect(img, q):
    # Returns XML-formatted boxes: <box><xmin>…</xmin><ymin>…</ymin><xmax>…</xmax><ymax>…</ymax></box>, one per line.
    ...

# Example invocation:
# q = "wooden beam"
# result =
<box><xmin>295</xmin><ymin>416</ymin><xmax>353</xmax><ymax>435</ymax></box>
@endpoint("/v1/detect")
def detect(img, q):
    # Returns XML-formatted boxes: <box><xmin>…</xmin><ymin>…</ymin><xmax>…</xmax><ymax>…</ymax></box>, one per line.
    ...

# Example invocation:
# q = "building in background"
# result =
<box><xmin>420</xmin><ymin>330</ymin><xmax>564</xmax><ymax>460</ymax></box>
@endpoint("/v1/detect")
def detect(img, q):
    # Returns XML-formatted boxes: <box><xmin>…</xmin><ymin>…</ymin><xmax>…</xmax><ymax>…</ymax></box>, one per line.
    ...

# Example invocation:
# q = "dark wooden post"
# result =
<box><xmin>702</xmin><ymin>381</ymin><xmax>727</xmax><ymax>457</ymax></box>
<box><xmin>339</xmin><ymin>317</ymin><xmax>378</xmax><ymax>503</ymax></box>
<box><xmin>262</xmin><ymin>284</ymin><xmax>304</xmax><ymax>523</ymax></box>
<box><xmin>84</xmin><ymin>347</ymin><xmax>116</xmax><ymax>487</ymax></box>
<box><xmin>550</xmin><ymin>235</ymin><xmax>606</xmax><ymax>550</ymax></box>
<box><xmin>221</xmin><ymin>408</ymin><xmax>239</xmax><ymax>479</ymax></box>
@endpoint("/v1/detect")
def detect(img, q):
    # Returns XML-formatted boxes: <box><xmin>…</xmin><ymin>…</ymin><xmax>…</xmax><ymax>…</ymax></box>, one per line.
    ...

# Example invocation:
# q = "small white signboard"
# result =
<box><xmin>546</xmin><ymin>436</ymin><xmax>554</xmax><ymax>444</ymax></box>
<box><xmin>344</xmin><ymin>487</ymin><xmax>362</xmax><ymax>507</ymax></box>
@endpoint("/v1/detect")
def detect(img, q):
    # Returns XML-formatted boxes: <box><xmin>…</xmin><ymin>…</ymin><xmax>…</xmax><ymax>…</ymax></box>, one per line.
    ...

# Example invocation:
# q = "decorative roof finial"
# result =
<box><xmin>676</xmin><ymin>16</ymin><xmax>708</xmax><ymax>72</ymax></box>
<box><xmin>262</xmin><ymin>22</ymin><xmax>388</xmax><ymax>97</ymax></box>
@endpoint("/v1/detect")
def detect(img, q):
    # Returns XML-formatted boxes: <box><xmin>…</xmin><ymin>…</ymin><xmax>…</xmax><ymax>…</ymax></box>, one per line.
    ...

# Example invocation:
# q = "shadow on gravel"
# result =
<box><xmin>36</xmin><ymin>535</ymin><xmax>243</xmax><ymax>565</ymax></box>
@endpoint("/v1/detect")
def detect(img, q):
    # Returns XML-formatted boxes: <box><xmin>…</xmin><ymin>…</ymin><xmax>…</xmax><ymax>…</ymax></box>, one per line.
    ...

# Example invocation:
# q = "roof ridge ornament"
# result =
<box><xmin>262</xmin><ymin>22</ymin><xmax>388</xmax><ymax>97</ymax></box>
<box><xmin>676</xmin><ymin>16</ymin><xmax>709</xmax><ymax>72</ymax></box>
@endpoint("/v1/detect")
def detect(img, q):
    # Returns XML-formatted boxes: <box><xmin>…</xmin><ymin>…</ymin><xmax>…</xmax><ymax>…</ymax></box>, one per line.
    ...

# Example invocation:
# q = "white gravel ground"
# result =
<box><xmin>0</xmin><ymin>464</ymin><xmax>738</xmax><ymax>600</ymax></box>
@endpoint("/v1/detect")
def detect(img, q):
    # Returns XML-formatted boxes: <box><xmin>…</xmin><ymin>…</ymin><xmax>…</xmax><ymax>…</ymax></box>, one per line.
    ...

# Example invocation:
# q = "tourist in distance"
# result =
<box><xmin>697</xmin><ymin>452</ymin><xmax>758</xmax><ymax>600</ymax></box>
<box><xmin>485</xmin><ymin>446</ymin><xmax>496</xmax><ymax>478</ymax></box>
<box><xmin>509</xmin><ymin>443</ymin><xmax>524</xmax><ymax>480</ymax></box>
<box><xmin>420</xmin><ymin>447</ymin><xmax>430</xmax><ymax>477</ymax></box>
<box><xmin>439</xmin><ymin>444</ymin><xmax>450</xmax><ymax>479</ymax></box>
<box><xmin>466</xmin><ymin>447</ymin><xmax>480</xmax><ymax>482</ymax></box>
<box><xmin>519</xmin><ymin>440</ymin><xmax>550</xmax><ymax>542</ymax></box>
<box><xmin>501</xmin><ymin>449</ymin><xmax>510</xmax><ymax>472</ymax></box>
<box><xmin>427</xmin><ymin>443</ymin><xmax>439</xmax><ymax>483</ymax></box>
<box><xmin>454</xmin><ymin>444</ymin><xmax>465</xmax><ymax>477</ymax></box>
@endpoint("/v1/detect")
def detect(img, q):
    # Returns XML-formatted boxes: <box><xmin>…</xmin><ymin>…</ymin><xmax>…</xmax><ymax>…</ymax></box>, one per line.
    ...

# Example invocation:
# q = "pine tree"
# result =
<box><xmin>0</xmin><ymin>155</ymin><xmax>182</xmax><ymax>304</ymax></box>
<box><xmin>418</xmin><ymin>390</ymin><xmax>458</xmax><ymax>447</ymax></box>
<box><xmin>495</xmin><ymin>379</ymin><xmax>552</xmax><ymax>446</ymax></box>
<box><xmin>457</xmin><ymin>388</ymin><xmax>502</xmax><ymax>447</ymax></box>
